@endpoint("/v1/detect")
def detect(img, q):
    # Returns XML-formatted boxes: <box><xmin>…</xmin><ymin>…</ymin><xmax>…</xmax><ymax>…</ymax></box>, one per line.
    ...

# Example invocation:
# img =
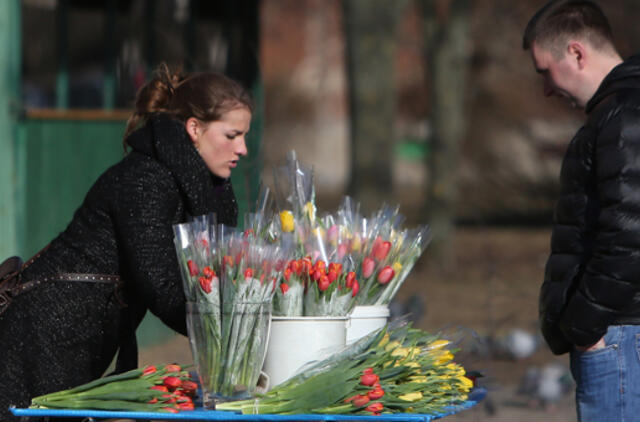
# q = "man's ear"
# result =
<box><xmin>185</xmin><ymin>117</ymin><xmax>200</xmax><ymax>144</ymax></box>
<box><xmin>567</xmin><ymin>41</ymin><xmax>587</xmax><ymax>70</ymax></box>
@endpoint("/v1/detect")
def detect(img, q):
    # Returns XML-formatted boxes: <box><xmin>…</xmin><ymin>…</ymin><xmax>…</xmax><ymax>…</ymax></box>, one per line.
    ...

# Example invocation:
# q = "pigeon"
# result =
<box><xmin>468</xmin><ymin>328</ymin><xmax>540</xmax><ymax>360</ymax></box>
<box><xmin>501</xmin><ymin>328</ymin><xmax>540</xmax><ymax>360</ymax></box>
<box><xmin>518</xmin><ymin>363</ymin><xmax>573</xmax><ymax>410</ymax></box>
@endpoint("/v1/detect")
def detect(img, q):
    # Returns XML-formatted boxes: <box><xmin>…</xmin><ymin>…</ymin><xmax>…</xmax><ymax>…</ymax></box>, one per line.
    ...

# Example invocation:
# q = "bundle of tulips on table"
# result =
<box><xmin>26</xmin><ymin>326</ymin><xmax>477</xmax><ymax>417</ymax></box>
<box><xmin>217</xmin><ymin>323</ymin><xmax>475</xmax><ymax>416</ymax></box>
<box><xmin>28</xmin><ymin>364</ymin><xmax>198</xmax><ymax>413</ymax></box>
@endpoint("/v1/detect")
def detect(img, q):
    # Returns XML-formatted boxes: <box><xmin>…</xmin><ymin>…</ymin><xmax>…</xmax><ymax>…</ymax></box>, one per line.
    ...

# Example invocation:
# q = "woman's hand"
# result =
<box><xmin>575</xmin><ymin>336</ymin><xmax>606</xmax><ymax>352</ymax></box>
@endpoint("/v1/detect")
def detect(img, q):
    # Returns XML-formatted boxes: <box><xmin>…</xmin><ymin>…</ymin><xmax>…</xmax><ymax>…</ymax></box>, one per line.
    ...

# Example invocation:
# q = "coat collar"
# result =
<box><xmin>126</xmin><ymin>113</ymin><xmax>236</xmax><ymax>222</ymax></box>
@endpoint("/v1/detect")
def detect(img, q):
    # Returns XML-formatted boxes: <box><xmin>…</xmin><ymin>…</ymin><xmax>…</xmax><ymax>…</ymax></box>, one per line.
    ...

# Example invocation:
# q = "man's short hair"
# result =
<box><xmin>523</xmin><ymin>0</ymin><xmax>615</xmax><ymax>57</ymax></box>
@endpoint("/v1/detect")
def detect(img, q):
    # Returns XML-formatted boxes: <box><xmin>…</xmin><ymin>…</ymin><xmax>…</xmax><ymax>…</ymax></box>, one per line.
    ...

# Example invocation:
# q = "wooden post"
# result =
<box><xmin>145</xmin><ymin>0</ymin><xmax>156</xmax><ymax>75</ymax></box>
<box><xmin>343</xmin><ymin>0</ymin><xmax>407</xmax><ymax>213</ymax></box>
<box><xmin>56</xmin><ymin>0</ymin><xmax>69</xmax><ymax>109</ymax></box>
<box><xmin>184</xmin><ymin>0</ymin><xmax>197</xmax><ymax>72</ymax></box>
<box><xmin>0</xmin><ymin>0</ymin><xmax>21</xmax><ymax>258</ymax></box>
<box><xmin>225</xmin><ymin>0</ymin><xmax>263</xmax><ymax>217</ymax></box>
<box><xmin>103</xmin><ymin>0</ymin><xmax>117</xmax><ymax>110</ymax></box>
<box><xmin>421</xmin><ymin>0</ymin><xmax>471</xmax><ymax>267</ymax></box>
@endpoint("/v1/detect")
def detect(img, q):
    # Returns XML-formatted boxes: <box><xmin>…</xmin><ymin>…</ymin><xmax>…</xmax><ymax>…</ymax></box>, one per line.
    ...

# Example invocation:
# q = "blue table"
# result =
<box><xmin>10</xmin><ymin>389</ymin><xmax>486</xmax><ymax>421</ymax></box>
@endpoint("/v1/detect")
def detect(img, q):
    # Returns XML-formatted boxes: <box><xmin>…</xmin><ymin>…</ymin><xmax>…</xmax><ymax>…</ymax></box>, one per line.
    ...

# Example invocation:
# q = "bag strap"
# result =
<box><xmin>0</xmin><ymin>257</ymin><xmax>23</xmax><ymax>282</ymax></box>
<box><xmin>1</xmin><ymin>243</ymin><xmax>127</xmax><ymax>316</ymax></box>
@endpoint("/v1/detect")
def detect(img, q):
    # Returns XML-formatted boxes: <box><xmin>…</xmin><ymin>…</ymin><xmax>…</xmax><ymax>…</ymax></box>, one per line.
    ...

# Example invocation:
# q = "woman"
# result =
<box><xmin>0</xmin><ymin>65</ymin><xmax>252</xmax><ymax>420</ymax></box>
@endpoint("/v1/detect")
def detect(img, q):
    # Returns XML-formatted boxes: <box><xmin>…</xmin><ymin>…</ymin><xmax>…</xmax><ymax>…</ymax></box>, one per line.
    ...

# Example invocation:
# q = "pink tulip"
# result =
<box><xmin>373</xmin><ymin>241</ymin><xmax>391</xmax><ymax>261</ymax></box>
<box><xmin>377</xmin><ymin>266</ymin><xmax>395</xmax><ymax>285</ymax></box>
<box><xmin>362</xmin><ymin>257</ymin><xmax>375</xmax><ymax>278</ymax></box>
<box><xmin>337</xmin><ymin>243</ymin><xmax>347</xmax><ymax>259</ymax></box>
<box><xmin>327</xmin><ymin>224</ymin><xmax>339</xmax><ymax>242</ymax></box>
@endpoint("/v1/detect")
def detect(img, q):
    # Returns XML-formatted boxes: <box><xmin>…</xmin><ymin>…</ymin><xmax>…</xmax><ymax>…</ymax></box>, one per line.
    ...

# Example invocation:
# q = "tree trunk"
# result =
<box><xmin>343</xmin><ymin>0</ymin><xmax>407</xmax><ymax>213</ymax></box>
<box><xmin>421</xmin><ymin>0</ymin><xmax>471</xmax><ymax>267</ymax></box>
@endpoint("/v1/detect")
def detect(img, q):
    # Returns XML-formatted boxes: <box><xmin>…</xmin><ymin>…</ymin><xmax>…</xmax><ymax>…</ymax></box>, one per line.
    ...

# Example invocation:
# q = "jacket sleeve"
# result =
<box><xmin>114</xmin><ymin>169</ymin><xmax>188</xmax><ymax>336</ymax></box>
<box><xmin>558</xmin><ymin>106</ymin><xmax>640</xmax><ymax>347</ymax></box>
<box><xmin>538</xmin><ymin>125</ymin><xmax>593</xmax><ymax>355</ymax></box>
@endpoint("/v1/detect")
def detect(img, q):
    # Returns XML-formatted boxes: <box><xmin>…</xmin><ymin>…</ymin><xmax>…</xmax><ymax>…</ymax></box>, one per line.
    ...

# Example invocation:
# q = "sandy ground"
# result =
<box><xmin>139</xmin><ymin>227</ymin><xmax>578</xmax><ymax>421</ymax></box>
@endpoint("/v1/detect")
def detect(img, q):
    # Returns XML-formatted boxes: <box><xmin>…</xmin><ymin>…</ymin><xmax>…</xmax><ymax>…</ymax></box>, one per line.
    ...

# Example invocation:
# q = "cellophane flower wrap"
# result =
<box><xmin>270</xmin><ymin>152</ymin><xmax>431</xmax><ymax>316</ymax></box>
<box><xmin>217</xmin><ymin>323</ymin><xmax>474</xmax><ymax>416</ymax></box>
<box><xmin>271</xmin><ymin>150</ymin><xmax>321</xmax><ymax>316</ymax></box>
<box><xmin>342</xmin><ymin>203</ymin><xmax>431</xmax><ymax>306</ymax></box>
<box><xmin>174</xmin><ymin>216</ymin><xmax>287</xmax><ymax>407</ymax></box>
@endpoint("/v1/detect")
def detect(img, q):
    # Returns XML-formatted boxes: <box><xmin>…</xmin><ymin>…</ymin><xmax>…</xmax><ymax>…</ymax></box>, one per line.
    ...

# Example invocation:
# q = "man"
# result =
<box><xmin>523</xmin><ymin>1</ymin><xmax>640</xmax><ymax>420</ymax></box>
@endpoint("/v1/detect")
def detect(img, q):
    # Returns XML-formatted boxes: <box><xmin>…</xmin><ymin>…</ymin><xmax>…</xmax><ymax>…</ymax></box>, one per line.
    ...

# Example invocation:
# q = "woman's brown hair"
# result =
<box><xmin>123</xmin><ymin>63</ymin><xmax>254</xmax><ymax>149</ymax></box>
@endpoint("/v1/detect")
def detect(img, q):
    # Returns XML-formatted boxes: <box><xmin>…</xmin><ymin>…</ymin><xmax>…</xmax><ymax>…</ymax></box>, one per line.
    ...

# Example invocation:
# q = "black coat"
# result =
<box><xmin>541</xmin><ymin>55</ymin><xmax>640</xmax><ymax>355</ymax></box>
<box><xmin>0</xmin><ymin>114</ymin><xmax>238</xmax><ymax>420</ymax></box>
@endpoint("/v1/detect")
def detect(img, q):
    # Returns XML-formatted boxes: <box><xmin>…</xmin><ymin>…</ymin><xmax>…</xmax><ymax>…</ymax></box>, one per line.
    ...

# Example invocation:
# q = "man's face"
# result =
<box><xmin>530</xmin><ymin>42</ymin><xmax>585</xmax><ymax>108</ymax></box>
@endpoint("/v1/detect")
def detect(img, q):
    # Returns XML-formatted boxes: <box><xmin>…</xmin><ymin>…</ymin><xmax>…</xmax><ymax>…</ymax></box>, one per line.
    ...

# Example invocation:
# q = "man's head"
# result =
<box><xmin>523</xmin><ymin>0</ymin><xmax>622</xmax><ymax>108</ymax></box>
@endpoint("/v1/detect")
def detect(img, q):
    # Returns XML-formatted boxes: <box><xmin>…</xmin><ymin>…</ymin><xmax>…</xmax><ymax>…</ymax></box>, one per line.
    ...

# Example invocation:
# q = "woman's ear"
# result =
<box><xmin>185</xmin><ymin>117</ymin><xmax>200</xmax><ymax>145</ymax></box>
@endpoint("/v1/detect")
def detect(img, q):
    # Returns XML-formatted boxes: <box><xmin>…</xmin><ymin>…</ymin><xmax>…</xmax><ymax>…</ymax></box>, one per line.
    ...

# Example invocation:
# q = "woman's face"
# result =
<box><xmin>186</xmin><ymin>107</ymin><xmax>251</xmax><ymax>179</ymax></box>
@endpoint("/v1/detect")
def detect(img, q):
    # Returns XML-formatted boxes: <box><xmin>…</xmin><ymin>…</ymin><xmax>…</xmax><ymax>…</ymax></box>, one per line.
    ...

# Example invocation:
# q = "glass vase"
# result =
<box><xmin>186</xmin><ymin>301</ymin><xmax>271</xmax><ymax>409</ymax></box>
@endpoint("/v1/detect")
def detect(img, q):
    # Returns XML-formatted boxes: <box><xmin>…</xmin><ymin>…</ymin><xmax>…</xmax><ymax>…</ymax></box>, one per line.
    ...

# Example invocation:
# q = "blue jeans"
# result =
<box><xmin>570</xmin><ymin>325</ymin><xmax>640</xmax><ymax>422</ymax></box>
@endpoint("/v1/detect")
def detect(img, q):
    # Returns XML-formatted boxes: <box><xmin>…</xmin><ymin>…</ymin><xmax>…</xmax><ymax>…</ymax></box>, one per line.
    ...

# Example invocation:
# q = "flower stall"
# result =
<box><xmin>12</xmin><ymin>151</ymin><xmax>485</xmax><ymax>420</ymax></box>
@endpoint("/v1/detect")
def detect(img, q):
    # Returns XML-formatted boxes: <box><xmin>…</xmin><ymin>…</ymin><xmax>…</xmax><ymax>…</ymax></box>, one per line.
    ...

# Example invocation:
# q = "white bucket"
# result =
<box><xmin>346</xmin><ymin>305</ymin><xmax>390</xmax><ymax>344</ymax></box>
<box><xmin>263</xmin><ymin>316</ymin><xmax>347</xmax><ymax>388</ymax></box>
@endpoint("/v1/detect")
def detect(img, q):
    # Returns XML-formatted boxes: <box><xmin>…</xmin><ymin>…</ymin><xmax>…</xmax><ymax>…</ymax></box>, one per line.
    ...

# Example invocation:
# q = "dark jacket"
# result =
<box><xmin>541</xmin><ymin>55</ymin><xmax>640</xmax><ymax>355</ymax></box>
<box><xmin>0</xmin><ymin>114</ymin><xmax>238</xmax><ymax>420</ymax></box>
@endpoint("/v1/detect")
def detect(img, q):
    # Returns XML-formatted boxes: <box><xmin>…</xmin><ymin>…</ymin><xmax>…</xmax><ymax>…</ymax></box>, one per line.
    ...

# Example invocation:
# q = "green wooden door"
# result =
<box><xmin>17</xmin><ymin>113</ymin><xmax>126</xmax><ymax>258</ymax></box>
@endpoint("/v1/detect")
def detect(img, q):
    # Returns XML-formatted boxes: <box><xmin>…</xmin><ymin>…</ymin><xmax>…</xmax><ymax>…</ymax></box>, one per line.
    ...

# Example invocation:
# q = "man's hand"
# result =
<box><xmin>575</xmin><ymin>337</ymin><xmax>606</xmax><ymax>352</ymax></box>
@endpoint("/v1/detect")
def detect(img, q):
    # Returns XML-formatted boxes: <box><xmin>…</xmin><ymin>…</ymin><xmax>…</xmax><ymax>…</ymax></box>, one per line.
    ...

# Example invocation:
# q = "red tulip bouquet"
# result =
<box><xmin>270</xmin><ymin>151</ymin><xmax>324</xmax><ymax>316</ymax></box>
<box><xmin>269</xmin><ymin>152</ymin><xmax>431</xmax><ymax>316</ymax></box>
<box><xmin>174</xmin><ymin>218</ymin><xmax>287</xmax><ymax>407</ymax></box>
<box><xmin>340</xmin><ymin>203</ymin><xmax>431</xmax><ymax>306</ymax></box>
<box><xmin>29</xmin><ymin>364</ymin><xmax>198</xmax><ymax>413</ymax></box>
<box><xmin>273</xmin><ymin>255</ymin><xmax>360</xmax><ymax>317</ymax></box>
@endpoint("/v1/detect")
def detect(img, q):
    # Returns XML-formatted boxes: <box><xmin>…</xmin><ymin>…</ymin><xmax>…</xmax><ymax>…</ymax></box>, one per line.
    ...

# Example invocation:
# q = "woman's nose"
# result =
<box><xmin>236</xmin><ymin>138</ymin><xmax>248</xmax><ymax>156</ymax></box>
